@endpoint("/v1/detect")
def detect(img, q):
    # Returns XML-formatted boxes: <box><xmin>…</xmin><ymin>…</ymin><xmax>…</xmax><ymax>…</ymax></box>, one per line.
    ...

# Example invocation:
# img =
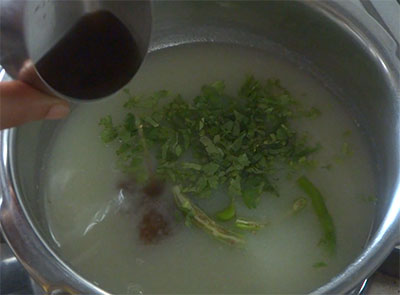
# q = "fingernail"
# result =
<box><xmin>45</xmin><ymin>104</ymin><xmax>70</xmax><ymax>120</ymax></box>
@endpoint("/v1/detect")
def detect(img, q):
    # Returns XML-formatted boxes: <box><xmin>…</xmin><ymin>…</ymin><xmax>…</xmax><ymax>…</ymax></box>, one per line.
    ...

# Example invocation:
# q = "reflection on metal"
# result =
<box><xmin>357</xmin><ymin>279</ymin><xmax>369</xmax><ymax>295</ymax></box>
<box><xmin>0</xmin><ymin>1</ymin><xmax>399</xmax><ymax>294</ymax></box>
<box><xmin>360</xmin><ymin>0</ymin><xmax>400</xmax><ymax>59</ymax></box>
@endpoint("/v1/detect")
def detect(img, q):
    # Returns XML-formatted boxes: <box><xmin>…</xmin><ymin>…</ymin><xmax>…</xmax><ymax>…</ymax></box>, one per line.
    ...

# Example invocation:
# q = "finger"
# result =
<box><xmin>0</xmin><ymin>80</ymin><xmax>70</xmax><ymax>129</ymax></box>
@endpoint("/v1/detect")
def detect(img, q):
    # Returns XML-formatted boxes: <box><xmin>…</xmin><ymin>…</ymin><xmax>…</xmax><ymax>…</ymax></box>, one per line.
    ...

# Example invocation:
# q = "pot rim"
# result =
<box><xmin>1</xmin><ymin>1</ymin><xmax>399</xmax><ymax>294</ymax></box>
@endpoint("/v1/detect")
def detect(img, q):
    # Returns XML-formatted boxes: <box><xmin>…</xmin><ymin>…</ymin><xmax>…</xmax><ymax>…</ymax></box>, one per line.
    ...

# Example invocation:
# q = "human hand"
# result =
<box><xmin>0</xmin><ymin>80</ymin><xmax>70</xmax><ymax>130</ymax></box>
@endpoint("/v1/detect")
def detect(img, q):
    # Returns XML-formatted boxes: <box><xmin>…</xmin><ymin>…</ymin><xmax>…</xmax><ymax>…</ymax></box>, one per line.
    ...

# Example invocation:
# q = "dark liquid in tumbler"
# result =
<box><xmin>36</xmin><ymin>10</ymin><xmax>141</xmax><ymax>100</ymax></box>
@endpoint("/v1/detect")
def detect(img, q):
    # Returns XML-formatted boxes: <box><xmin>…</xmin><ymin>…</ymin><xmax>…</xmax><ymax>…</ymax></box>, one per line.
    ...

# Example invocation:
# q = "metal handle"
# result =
<box><xmin>360</xmin><ymin>0</ymin><xmax>400</xmax><ymax>58</ymax></box>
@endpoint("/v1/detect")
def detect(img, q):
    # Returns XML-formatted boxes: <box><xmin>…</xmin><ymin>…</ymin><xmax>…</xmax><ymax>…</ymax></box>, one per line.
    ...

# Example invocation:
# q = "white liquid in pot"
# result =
<box><xmin>43</xmin><ymin>44</ymin><xmax>375</xmax><ymax>294</ymax></box>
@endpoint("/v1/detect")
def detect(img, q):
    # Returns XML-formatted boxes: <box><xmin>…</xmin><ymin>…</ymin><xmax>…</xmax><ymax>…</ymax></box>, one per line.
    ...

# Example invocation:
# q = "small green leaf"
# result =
<box><xmin>313</xmin><ymin>261</ymin><xmax>327</xmax><ymax>268</ymax></box>
<box><xmin>175</xmin><ymin>145</ymin><xmax>183</xmax><ymax>156</ymax></box>
<box><xmin>123</xmin><ymin>96</ymin><xmax>139</xmax><ymax>109</ymax></box>
<box><xmin>99</xmin><ymin>115</ymin><xmax>117</xmax><ymax>143</ymax></box>
<box><xmin>304</xmin><ymin>107</ymin><xmax>321</xmax><ymax>119</ymax></box>
<box><xmin>237</xmin><ymin>153</ymin><xmax>250</xmax><ymax>167</ymax></box>
<box><xmin>211</xmin><ymin>80</ymin><xmax>225</xmax><ymax>94</ymax></box>
<box><xmin>154</xmin><ymin>89</ymin><xmax>169</xmax><ymax>100</ymax></box>
<box><xmin>321</xmin><ymin>163</ymin><xmax>333</xmax><ymax>170</ymax></box>
<box><xmin>200</xmin><ymin>136</ymin><xmax>224</xmax><ymax>156</ymax></box>
<box><xmin>199</xmin><ymin>118</ymin><xmax>205</xmax><ymax>130</ymax></box>
<box><xmin>161</xmin><ymin>139</ymin><xmax>171</xmax><ymax>160</ymax></box>
<box><xmin>182</xmin><ymin>162</ymin><xmax>203</xmax><ymax>171</ymax></box>
<box><xmin>123</xmin><ymin>113</ymin><xmax>136</xmax><ymax>133</ymax></box>
<box><xmin>228</xmin><ymin>175</ymin><xmax>242</xmax><ymax>196</ymax></box>
<box><xmin>222</xmin><ymin>121</ymin><xmax>234</xmax><ymax>132</ymax></box>
<box><xmin>342</xmin><ymin>130</ymin><xmax>352</xmax><ymax>137</ymax></box>
<box><xmin>241</xmin><ymin>176</ymin><xmax>265</xmax><ymax>209</ymax></box>
<box><xmin>231</xmin><ymin>133</ymin><xmax>246</xmax><ymax>152</ymax></box>
<box><xmin>203</xmin><ymin>162</ymin><xmax>220</xmax><ymax>175</ymax></box>
<box><xmin>142</xmin><ymin>116</ymin><xmax>159</xmax><ymax>127</ymax></box>
<box><xmin>342</xmin><ymin>142</ymin><xmax>353</xmax><ymax>156</ymax></box>
<box><xmin>207</xmin><ymin>175</ymin><xmax>219</xmax><ymax>189</ymax></box>
<box><xmin>213</xmin><ymin>134</ymin><xmax>221</xmax><ymax>144</ymax></box>
<box><xmin>232</xmin><ymin>121</ymin><xmax>241</xmax><ymax>136</ymax></box>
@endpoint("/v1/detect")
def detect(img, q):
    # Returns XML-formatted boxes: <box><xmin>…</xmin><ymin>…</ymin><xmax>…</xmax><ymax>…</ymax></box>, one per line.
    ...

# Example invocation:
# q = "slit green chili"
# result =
<box><xmin>297</xmin><ymin>176</ymin><xmax>336</xmax><ymax>255</ymax></box>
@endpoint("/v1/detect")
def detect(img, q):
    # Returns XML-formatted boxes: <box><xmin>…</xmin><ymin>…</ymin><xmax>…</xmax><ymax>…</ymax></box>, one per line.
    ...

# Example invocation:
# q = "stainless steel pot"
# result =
<box><xmin>1</xmin><ymin>1</ymin><xmax>399</xmax><ymax>294</ymax></box>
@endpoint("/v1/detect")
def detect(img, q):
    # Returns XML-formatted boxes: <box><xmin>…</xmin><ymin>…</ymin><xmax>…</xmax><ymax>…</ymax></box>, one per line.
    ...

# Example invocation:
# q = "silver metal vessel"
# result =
<box><xmin>1</xmin><ymin>1</ymin><xmax>399</xmax><ymax>294</ymax></box>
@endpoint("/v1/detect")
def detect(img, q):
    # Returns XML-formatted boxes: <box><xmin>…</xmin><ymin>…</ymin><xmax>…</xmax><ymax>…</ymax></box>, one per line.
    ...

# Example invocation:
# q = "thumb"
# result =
<box><xmin>0</xmin><ymin>80</ymin><xmax>70</xmax><ymax>130</ymax></box>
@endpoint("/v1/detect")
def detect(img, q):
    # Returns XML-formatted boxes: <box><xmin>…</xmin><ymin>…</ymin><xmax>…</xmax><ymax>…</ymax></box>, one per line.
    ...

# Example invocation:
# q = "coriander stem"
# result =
<box><xmin>173</xmin><ymin>186</ymin><xmax>245</xmax><ymax>246</ymax></box>
<box><xmin>134</xmin><ymin>116</ymin><xmax>154</xmax><ymax>176</ymax></box>
<box><xmin>235</xmin><ymin>218</ymin><xmax>267</xmax><ymax>231</ymax></box>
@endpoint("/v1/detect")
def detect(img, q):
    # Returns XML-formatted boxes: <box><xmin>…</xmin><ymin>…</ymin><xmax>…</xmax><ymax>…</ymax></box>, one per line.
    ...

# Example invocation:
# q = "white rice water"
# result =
<box><xmin>43</xmin><ymin>44</ymin><xmax>375</xmax><ymax>294</ymax></box>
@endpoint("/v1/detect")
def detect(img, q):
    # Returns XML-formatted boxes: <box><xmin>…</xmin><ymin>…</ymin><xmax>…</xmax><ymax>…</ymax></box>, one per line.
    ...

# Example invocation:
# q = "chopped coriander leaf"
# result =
<box><xmin>99</xmin><ymin>76</ymin><xmax>319</xmax><ymax>208</ymax></box>
<box><xmin>304</xmin><ymin>106</ymin><xmax>321</xmax><ymax>119</ymax></box>
<box><xmin>241</xmin><ymin>176</ymin><xmax>265</xmax><ymax>209</ymax></box>
<box><xmin>313</xmin><ymin>261</ymin><xmax>327</xmax><ymax>268</ymax></box>
<box><xmin>334</xmin><ymin>142</ymin><xmax>354</xmax><ymax>163</ymax></box>
<box><xmin>228</xmin><ymin>175</ymin><xmax>242</xmax><ymax>196</ymax></box>
<box><xmin>321</xmin><ymin>164</ymin><xmax>333</xmax><ymax>171</ymax></box>
<box><xmin>342</xmin><ymin>130</ymin><xmax>352</xmax><ymax>137</ymax></box>
<box><xmin>99</xmin><ymin>115</ymin><xmax>117</xmax><ymax>143</ymax></box>
<box><xmin>341</xmin><ymin>142</ymin><xmax>353</xmax><ymax>156</ymax></box>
